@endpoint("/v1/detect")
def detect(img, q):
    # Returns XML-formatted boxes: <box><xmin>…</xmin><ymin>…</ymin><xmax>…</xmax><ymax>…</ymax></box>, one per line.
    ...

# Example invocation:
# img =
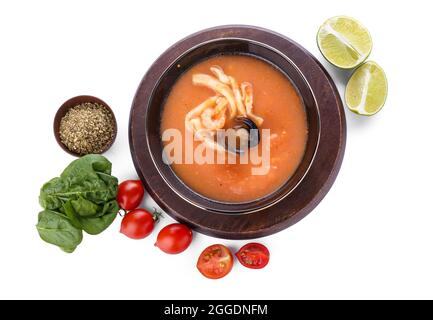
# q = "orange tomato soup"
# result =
<box><xmin>161</xmin><ymin>55</ymin><xmax>308</xmax><ymax>202</ymax></box>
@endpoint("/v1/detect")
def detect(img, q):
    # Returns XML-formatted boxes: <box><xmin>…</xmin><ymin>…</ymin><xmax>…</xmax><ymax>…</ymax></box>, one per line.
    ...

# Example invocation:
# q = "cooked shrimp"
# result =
<box><xmin>192</xmin><ymin>74</ymin><xmax>237</xmax><ymax>119</ymax></box>
<box><xmin>200</xmin><ymin>97</ymin><xmax>228</xmax><ymax>130</ymax></box>
<box><xmin>201</xmin><ymin>107</ymin><xmax>226</xmax><ymax>130</ymax></box>
<box><xmin>186</xmin><ymin>96</ymin><xmax>218</xmax><ymax>120</ymax></box>
<box><xmin>214</xmin><ymin>96</ymin><xmax>228</xmax><ymax>115</ymax></box>
<box><xmin>189</xmin><ymin>118</ymin><xmax>204</xmax><ymax>132</ymax></box>
<box><xmin>185</xmin><ymin>96</ymin><xmax>218</xmax><ymax>133</ymax></box>
<box><xmin>187</xmin><ymin>115</ymin><xmax>225</xmax><ymax>153</ymax></box>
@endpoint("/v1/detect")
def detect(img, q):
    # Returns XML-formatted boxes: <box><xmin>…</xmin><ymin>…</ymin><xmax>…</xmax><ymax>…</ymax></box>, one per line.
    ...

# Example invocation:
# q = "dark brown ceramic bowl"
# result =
<box><xmin>142</xmin><ymin>40</ymin><xmax>319</xmax><ymax>213</ymax></box>
<box><xmin>54</xmin><ymin>95</ymin><xmax>117</xmax><ymax>157</ymax></box>
<box><xmin>130</xmin><ymin>25</ymin><xmax>346</xmax><ymax>239</ymax></box>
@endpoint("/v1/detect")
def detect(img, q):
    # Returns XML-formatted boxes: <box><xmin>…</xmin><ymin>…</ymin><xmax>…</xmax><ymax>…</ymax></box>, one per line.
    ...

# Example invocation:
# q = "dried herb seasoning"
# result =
<box><xmin>59</xmin><ymin>102</ymin><xmax>115</xmax><ymax>155</ymax></box>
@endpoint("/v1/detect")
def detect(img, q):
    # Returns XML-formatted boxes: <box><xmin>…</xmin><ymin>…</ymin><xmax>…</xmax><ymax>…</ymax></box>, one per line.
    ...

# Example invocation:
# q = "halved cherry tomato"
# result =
<box><xmin>155</xmin><ymin>223</ymin><xmax>193</xmax><ymax>254</ymax></box>
<box><xmin>120</xmin><ymin>208</ymin><xmax>159</xmax><ymax>240</ymax></box>
<box><xmin>117</xmin><ymin>180</ymin><xmax>145</xmax><ymax>211</ymax></box>
<box><xmin>197</xmin><ymin>244</ymin><xmax>233</xmax><ymax>279</ymax></box>
<box><xmin>235</xmin><ymin>243</ymin><xmax>270</xmax><ymax>269</ymax></box>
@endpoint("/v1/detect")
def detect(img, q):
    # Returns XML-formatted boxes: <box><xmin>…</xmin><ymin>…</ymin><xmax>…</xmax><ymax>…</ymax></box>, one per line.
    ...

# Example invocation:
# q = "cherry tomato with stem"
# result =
<box><xmin>235</xmin><ymin>243</ymin><xmax>270</xmax><ymax>269</ymax></box>
<box><xmin>197</xmin><ymin>244</ymin><xmax>234</xmax><ymax>279</ymax></box>
<box><xmin>155</xmin><ymin>223</ymin><xmax>193</xmax><ymax>254</ymax></box>
<box><xmin>117</xmin><ymin>180</ymin><xmax>145</xmax><ymax>211</ymax></box>
<box><xmin>120</xmin><ymin>208</ymin><xmax>161</xmax><ymax>240</ymax></box>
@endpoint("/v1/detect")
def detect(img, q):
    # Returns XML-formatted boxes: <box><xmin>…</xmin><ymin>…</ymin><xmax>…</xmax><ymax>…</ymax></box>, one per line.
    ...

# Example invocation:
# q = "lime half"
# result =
<box><xmin>317</xmin><ymin>16</ymin><xmax>372</xmax><ymax>69</ymax></box>
<box><xmin>345</xmin><ymin>61</ymin><xmax>388</xmax><ymax>116</ymax></box>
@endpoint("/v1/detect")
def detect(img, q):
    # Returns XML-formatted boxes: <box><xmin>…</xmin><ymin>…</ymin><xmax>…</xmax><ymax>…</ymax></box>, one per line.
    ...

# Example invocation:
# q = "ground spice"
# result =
<box><xmin>59</xmin><ymin>102</ymin><xmax>115</xmax><ymax>155</ymax></box>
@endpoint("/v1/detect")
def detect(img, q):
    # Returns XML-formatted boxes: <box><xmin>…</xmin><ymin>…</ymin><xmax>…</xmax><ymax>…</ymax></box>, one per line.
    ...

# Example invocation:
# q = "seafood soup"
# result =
<box><xmin>161</xmin><ymin>55</ymin><xmax>308</xmax><ymax>203</ymax></box>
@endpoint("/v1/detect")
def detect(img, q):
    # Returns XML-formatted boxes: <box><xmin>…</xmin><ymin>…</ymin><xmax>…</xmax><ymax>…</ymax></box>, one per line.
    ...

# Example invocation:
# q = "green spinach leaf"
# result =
<box><xmin>39</xmin><ymin>154</ymin><xmax>118</xmax><ymax>209</ymax></box>
<box><xmin>64</xmin><ymin>199</ymin><xmax>119</xmax><ymax>235</ymax></box>
<box><xmin>36</xmin><ymin>210</ymin><xmax>83</xmax><ymax>253</ymax></box>
<box><xmin>37</xmin><ymin>155</ymin><xmax>119</xmax><ymax>253</ymax></box>
<box><xmin>62</xmin><ymin>200</ymin><xmax>83</xmax><ymax>229</ymax></box>
<box><xmin>71</xmin><ymin>197</ymin><xmax>100</xmax><ymax>217</ymax></box>
<box><xmin>80</xmin><ymin>207</ymin><xmax>118</xmax><ymax>235</ymax></box>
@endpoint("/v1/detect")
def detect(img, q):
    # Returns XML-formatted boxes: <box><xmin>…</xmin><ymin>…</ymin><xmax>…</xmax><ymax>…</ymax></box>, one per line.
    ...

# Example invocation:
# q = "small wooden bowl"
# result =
<box><xmin>54</xmin><ymin>95</ymin><xmax>117</xmax><ymax>157</ymax></box>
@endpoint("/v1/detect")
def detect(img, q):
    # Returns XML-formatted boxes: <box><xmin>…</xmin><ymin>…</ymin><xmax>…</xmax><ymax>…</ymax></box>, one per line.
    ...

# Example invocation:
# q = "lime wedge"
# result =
<box><xmin>345</xmin><ymin>61</ymin><xmax>388</xmax><ymax>116</ymax></box>
<box><xmin>317</xmin><ymin>16</ymin><xmax>372</xmax><ymax>69</ymax></box>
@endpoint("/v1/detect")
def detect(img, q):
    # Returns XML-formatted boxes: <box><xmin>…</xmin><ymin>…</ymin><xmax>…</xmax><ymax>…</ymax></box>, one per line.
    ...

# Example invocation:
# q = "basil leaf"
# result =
<box><xmin>36</xmin><ymin>210</ymin><xmax>83</xmax><ymax>253</ymax></box>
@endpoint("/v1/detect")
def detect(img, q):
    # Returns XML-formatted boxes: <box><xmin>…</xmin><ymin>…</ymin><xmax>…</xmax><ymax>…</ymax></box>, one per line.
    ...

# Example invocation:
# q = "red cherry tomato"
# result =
<box><xmin>235</xmin><ymin>243</ymin><xmax>270</xmax><ymax>269</ymax></box>
<box><xmin>117</xmin><ymin>180</ymin><xmax>144</xmax><ymax>211</ymax></box>
<box><xmin>155</xmin><ymin>223</ymin><xmax>192</xmax><ymax>254</ymax></box>
<box><xmin>120</xmin><ymin>208</ymin><xmax>158</xmax><ymax>240</ymax></box>
<box><xmin>197</xmin><ymin>244</ymin><xmax>234</xmax><ymax>279</ymax></box>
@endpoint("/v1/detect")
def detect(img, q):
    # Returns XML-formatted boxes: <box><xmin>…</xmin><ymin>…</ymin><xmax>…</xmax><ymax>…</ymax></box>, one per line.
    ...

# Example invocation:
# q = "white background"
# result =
<box><xmin>0</xmin><ymin>0</ymin><xmax>432</xmax><ymax>300</ymax></box>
